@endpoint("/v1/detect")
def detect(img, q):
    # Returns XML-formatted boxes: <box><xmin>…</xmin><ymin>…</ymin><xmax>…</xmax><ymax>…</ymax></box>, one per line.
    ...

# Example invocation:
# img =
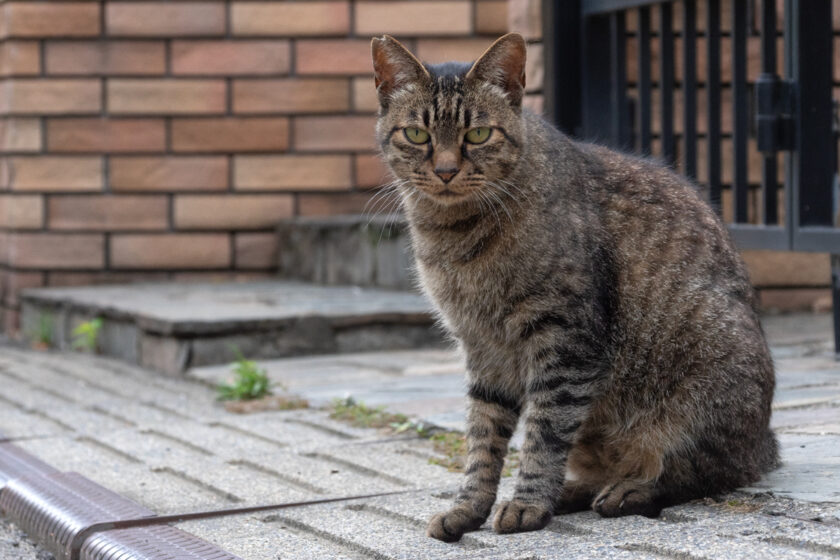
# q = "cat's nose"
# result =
<box><xmin>434</xmin><ymin>167</ymin><xmax>459</xmax><ymax>183</ymax></box>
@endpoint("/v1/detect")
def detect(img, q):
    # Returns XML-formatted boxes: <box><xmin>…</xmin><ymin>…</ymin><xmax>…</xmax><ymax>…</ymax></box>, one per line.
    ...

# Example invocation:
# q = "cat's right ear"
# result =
<box><xmin>371</xmin><ymin>35</ymin><xmax>429</xmax><ymax>104</ymax></box>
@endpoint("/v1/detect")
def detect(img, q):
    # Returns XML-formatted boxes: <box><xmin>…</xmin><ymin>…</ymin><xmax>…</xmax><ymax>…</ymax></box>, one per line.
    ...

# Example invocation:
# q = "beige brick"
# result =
<box><xmin>171</xmin><ymin>271</ymin><xmax>272</xmax><ymax>283</ymax></box>
<box><xmin>354</xmin><ymin>154</ymin><xmax>391</xmax><ymax>188</ymax></box>
<box><xmin>0</xmin><ymin>41</ymin><xmax>40</xmax><ymax>76</ymax></box>
<box><xmin>523</xmin><ymin>94</ymin><xmax>544</xmax><ymax>115</ymax></box>
<box><xmin>8</xmin><ymin>157</ymin><xmax>102</xmax><ymax>191</ymax></box>
<box><xmin>0</xmin><ymin>118</ymin><xmax>41</xmax><ymax>152</ymax></box>
<box><xmin>111</xmin><ymin>234</ymin><xmax>230</xmax><ymax>269</ymax></box>
<box><xmin>231</xmin><ymin>2</ymin><xmax>349</xmax><ymax>36</ymax></box>
<box><xmin>758</xmin><ymin>288</ymin><xmax>832</xmax><ymax>314</ymax></box>
<box><xmin>234</xmin><ymin>155</ymin><xmax>352</xmax><ymax>190</ymax></box>
<box><xmin>108</xmin><ymin>80</ymin><xmax>226</xmax><ymax>114</ymax></box>
<box><xmin>525</xmin><ymin>43</ymin><xmax>543</xmax><ymax>93</ymax></box>
<box><xmin>1</xmin><ymin>271</ymin><xmax>45</xmax><ymax>306</ymax></box>
<box><xmin>46</xmin><ymin>271</ymin><xmax>168</xmax><ymax>287</ymax></box>
<box><xmin>475</xmin><ymin>0</ymin><xmax>508</xmax><ymax>34</ymax></box>
<box><xmin>415</xmin><ymin>39</ymin><xmax>493</xmax><ymax>64</ymax></box>
<box><xmin>234</xmin><ymin>233</ymin><xmax>277</xmax><ymax>269</ymax></box>
<box><xmin>4</xmin><ymin>2</ymin><xmax>100</xmax><ymax>37</ymax></box>
<box><xmin>294</xmin><ymin>116</ymin><xmax>377</xmax><ymax>151</ymax></box>
<box><xmin>352</xmin><ymin>77</ymin><xmax>379</xmax><ymax>113</ymax></box>
<box><xmin>49</xmin><ymin>195</ymin><xmax>168</xmax><ymax>231</ymax></box>
<box><xmin>110</xmin><ymin>156</ymin><xmax>228</xmax><ymax>191</ymax></box>
<box><xmin>0</xmin><ymin>195</ymin><xmax>43</xmax><ymax>228</ymax></box>
<box><xmin>508</xmin><ymin>0</ymin><xmax>542</xmax><ymax>40</ymax></box>
<box><xmin>298</xmin><ymin>192</ymin><xmax>374</xmax><ymax>216</ymax></box>
<box><xmin>355</xmin><ymin>1</ymin><xmax>471</xmax><ymax>35</ymax></box>
<box><xmin>172</xmin><ymin>40</ymin><xmax>291</xmax><ymax>76</ymax></box>
<box><xmin>296</xmin><ymin>40</ymin><xmax>372</xmax><ymax>75</ymax></box>
<box><xmin>8</xmin><ymin>233</ymin><xmax>104</xmax><ymax>269</ymax></box>
<box><xmin>172</xmin><ymin>118</ymin><xmax>289</xmax><ymax>152</ymax></box>
<box><xmin>106</xmin><ymin>2</ymin><xmax>226</xmax><ymax>36</ymax></box>
<box><xmin>46</xmin><ymin>41</ymin><xmax>166</xmax><ymax>75</ymax></box>
<box><xmin>174</xmin><ymin>194</ymin><xmax>294</xmax><ymax>229</ymax></box>
<box><xmin>47</xmin><ymin>119</ymin><xmax>166</xmax><ymax>153</ymax></box>
<box><xmin>3</xmin><ymin>80</ymin><xmax>101</xmax><ymax>115</ymax></box>
<box><xmin>743</xmin><ymin>251</ymin><xmax>830</xmax><ymax>288</ymax></box>
<box><xmin>233</xmin><ymin>79</ymin><xmax>349</xmax><ymax>114</ymax></box>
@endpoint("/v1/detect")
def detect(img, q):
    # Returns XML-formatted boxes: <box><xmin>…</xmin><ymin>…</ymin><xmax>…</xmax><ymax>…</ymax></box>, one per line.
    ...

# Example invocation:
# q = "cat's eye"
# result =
<box><xmin>465</xmin><ymin>127</ymin><xmax>492</xmax><ymax>144</ymax></box>
<box><xmin>404</xmin><ymin>127</ymin><xmax>430</xmax><ymax>144</ymax></box>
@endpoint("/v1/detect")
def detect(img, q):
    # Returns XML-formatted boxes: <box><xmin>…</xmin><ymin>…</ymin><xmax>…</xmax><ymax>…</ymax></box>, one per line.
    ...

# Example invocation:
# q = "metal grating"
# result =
<box><xmin>81</xmin><ymin>525</ymin><xmax>241</xmax><ymax>560</ymax></box>
<box><xmin>0</xmin><ymin>442</ymin><xmax>60</xmax><ymax>489</ymax></box>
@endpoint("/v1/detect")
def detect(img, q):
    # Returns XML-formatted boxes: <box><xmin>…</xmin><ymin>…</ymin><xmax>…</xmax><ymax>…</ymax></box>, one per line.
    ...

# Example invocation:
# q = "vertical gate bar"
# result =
<box><xmin>707</xmin><ymin>0</ymin><xmax>722</xmax><ymax>212</ymax></box>
<box><xmin>583</xmin><ymin>14</ymin><xmax>613</xmax><ymax>141</ymax></box>
<box><xmin>833</xmin><ymin>255</ymin><xmax>840</xmax><ymax>358</ymax></box>
<box><xmin>683</xmin><ymin>0</ymin><xmax>698</xmax><ymax>179</ymax></box>
<box><xmin>638</xmin><ymin>6</ymin><xmax>652</xmax><ymax>154</ymax></box>
<box><xmin>610</xmin><ymin>11</ymin><xmax>629</xmax><ymax>148</ymax></box>
<box><xmin>760</xmin><ymin>0</ymin><xmax>779</xmax><ymax>225</ymax></box>
<box><xmin>733</xmin><ymin>0</ymin><xmax>749</xmax><ymax>223</ymax></box>
<box><xmin>542</xmin><ymin>0</ymin><xmax>582</xmax><ymax>135</ymax></box>
<box><xmin>660</xmin><ymin>2</ymin><xmax>676</xmax><ymax>165</ymax></box>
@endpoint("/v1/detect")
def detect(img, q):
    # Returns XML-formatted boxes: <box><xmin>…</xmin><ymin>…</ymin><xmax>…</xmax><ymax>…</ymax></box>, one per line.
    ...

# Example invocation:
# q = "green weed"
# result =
<box><xmin>71</xmin><ymin>318</ymin><xmax>103</xmax><ymax>352</ymax></box>
<box><xmin>328</xmin><ymin>396</ymin><xmax>408</xmax><ymax>429</ymax></box>
<box><xmin>217</xmin><ymin>352</ymin><xmax>273</xmax><ymax>401</ymax></box>
<box><xmin>28</xmin><ymin>313</ymin><xmax>54</xmax><ymax>349</ymax></box>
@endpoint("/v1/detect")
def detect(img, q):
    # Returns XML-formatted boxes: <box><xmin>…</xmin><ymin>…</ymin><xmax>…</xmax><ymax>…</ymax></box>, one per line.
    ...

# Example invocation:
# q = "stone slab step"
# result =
<box><xmin>20</xmin><ymin>281</ymin><xmax>443</xmax><ymax>375</ymax></box>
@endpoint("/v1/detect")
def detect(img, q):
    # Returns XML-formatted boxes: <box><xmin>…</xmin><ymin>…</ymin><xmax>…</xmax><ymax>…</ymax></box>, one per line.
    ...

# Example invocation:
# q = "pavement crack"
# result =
<box><xmin>262</xmin><ymin>515</ymin><xmax>394</xmax><ymax>560</ymax></box>
<box><xmin>87</xmin><ymin>405</ymin><xmax>137</xmax><ymax>427</ymax></box>
<box><xmin>75</xmin><ymin>436</ymin><xmax>142</xmax><ymax>464</ymax></box>
<box><xmin>226</xmin><ymin>459</ymin><xmax>327</xmax><ymax>495</ymax></box>
<box><xmin>301</xmin><ymin>452</ymin><xmax>413</xmax><ymax>487</ymax></box>
<box><xmin>618</xmin><ymin>543</ymin><xmax>707</xmax><ymax>560</ymax></box>
<box><xmin>762</xmin><ymin>536</ymin><xmax>840</xmax><ymax>557</ymax></box>
<box><xmin>207</xmin><ymin>422</ymin><xmax>288</xmax><ymax>448</ymax></box>
<box><xmin>284</xmin><ymin>418</ymin><xmax>358</xmax><ymax>440</ymax></box>
<box><xmin>138</xmin><ymin>400</ymin><xmax>194</xmax><ymax>420</ymax></box>
<box><xmin>141</xmin><ymin>429</ymin><xmax>214</xmax><ymax>456</ymax></box>
<box><xmin>151</xmin><ymin>466</ymin><xmax>242</xmax><ymax>503</ymax></box>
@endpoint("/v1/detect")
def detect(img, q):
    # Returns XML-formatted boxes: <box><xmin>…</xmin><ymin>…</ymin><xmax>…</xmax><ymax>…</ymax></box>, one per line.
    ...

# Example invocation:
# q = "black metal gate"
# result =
<box><xmin>543</xmin><ymin>0</ymin><xmax>840</xmax><ymax>356</ymax></box>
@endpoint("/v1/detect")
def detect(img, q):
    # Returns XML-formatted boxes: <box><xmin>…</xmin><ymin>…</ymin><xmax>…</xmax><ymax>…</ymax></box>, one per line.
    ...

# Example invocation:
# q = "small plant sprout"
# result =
<box><xmin>328</xmin><ymin>396</ymin><xmax>408</xmax><ymax>429</ymax></box>
<box><xmin>29</xmin><ymin>313</ymin><xmax>54</xmax><ymax>350</ymax></box>
<box><xmin>71</xmin><ymin>318</ymin><xmax>103</xmax><ymax>352</ymax></box>
<box><xmin>217</xmin><ymin>351</ymin><xmax>273</xmax><ymax>401</ymax></box>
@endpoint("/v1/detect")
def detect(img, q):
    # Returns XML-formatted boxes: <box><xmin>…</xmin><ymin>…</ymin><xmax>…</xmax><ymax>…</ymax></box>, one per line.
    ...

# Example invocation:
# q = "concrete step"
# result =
<box><xmin>277</xmin><ymin>214</ymin><xmax>413</xmax><ymax>290</ymax></box>
<box><xmin>20</xmin><ymin>281</ymin><xmax>442</xmax><ymax>375</ymax></box>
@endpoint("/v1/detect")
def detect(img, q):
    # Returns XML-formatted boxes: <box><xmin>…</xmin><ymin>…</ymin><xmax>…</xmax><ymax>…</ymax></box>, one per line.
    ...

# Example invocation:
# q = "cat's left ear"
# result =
<box><xmin>466</xmin><ymin>33</ymin><xmax>527</xmax><ymax>107</ymax></box>
<box><xmin>371</xmin><ymin>35</ymin><xmax>430</xmax><ymax>103</ymax></box>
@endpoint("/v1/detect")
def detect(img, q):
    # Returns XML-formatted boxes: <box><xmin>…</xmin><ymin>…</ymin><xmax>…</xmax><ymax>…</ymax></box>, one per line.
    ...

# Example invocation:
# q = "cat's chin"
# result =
<box><xmin>416</xmin><ymin>186</ymin><xmax>473</xmax><ymax>206</ymax></box>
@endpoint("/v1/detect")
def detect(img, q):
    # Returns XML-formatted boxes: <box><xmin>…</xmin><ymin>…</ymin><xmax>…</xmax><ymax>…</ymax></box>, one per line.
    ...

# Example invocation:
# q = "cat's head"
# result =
<box><xmin>371</xmin><ymin>33</ymin><xmax>526</xmax><ymax>206</ymax></box>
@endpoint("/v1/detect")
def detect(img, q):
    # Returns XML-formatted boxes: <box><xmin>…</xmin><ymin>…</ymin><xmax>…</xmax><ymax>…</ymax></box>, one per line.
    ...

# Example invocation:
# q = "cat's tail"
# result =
<box><xmin>757</xmin><ymin>428</ymin><xmax>781</xmax><ymax>473</ymax></box>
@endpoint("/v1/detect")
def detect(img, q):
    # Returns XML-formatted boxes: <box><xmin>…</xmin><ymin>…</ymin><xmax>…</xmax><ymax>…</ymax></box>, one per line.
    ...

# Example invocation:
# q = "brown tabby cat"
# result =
<box><xmin>371</xmin><ymin>33</ymin><xmax>778</xmax><ymax>542</ymax></box>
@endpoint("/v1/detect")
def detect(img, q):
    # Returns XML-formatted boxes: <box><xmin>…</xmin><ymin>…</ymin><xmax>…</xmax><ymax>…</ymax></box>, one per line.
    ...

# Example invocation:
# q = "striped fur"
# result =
<box><xmin>371</xmin><ymin>34</ymin><xmax>778</xmax><ymax>542</ymax></box>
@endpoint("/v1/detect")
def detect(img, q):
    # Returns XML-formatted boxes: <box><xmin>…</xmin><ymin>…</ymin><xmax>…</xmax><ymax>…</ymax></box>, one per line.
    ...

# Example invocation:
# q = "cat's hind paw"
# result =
<box><xmin>492</xmin><ymin>500</ymin><xmax>552</xmax><ymax>534</ymax></box>
<box><xmin>427</xmin><ymin>506</ymin><xmax>485</xmax><ymax>543</ymax></box>
<box><xmin>592</xmin><ymin>480</ymin><xmax>663</xmax><ymax>518</ymax></box>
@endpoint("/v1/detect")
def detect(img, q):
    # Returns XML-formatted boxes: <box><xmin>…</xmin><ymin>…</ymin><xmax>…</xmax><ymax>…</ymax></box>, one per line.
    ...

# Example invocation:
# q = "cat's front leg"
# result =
<box><xmin>427</xmin><ymin>381</ymin><xmax>520</xmax><ymax>542</ymax></box>
<box><xmin>493</xmin><ymin>351</ymin><xmax>603</xmax><ymax>534</ymax></box>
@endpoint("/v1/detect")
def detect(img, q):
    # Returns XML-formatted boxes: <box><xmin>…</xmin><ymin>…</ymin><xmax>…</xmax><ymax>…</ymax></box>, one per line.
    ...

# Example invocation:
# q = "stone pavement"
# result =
<box><xmin>0</xmin><ymin>314</ymin><xmax>839</xmax><ymax>559</ymax></box>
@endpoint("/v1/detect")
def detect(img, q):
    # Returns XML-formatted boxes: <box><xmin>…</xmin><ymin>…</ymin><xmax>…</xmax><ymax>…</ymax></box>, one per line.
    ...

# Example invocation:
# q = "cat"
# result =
<box><xmin>371</xmin><ymin>33</ymin><xmax>779</xmax><ymax>542</ymax></box>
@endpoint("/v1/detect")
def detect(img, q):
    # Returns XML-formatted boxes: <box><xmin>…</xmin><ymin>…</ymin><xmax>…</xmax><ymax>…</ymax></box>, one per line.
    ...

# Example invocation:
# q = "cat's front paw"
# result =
<box><xmin>427</xmin><ymin>505</ymin><xmax>486</xmax><ymax>542</ymax></box>
<box><xmin>492</xmin><ymin>499</ymin><xmax>552</xmax><ymax>534</ymax></box>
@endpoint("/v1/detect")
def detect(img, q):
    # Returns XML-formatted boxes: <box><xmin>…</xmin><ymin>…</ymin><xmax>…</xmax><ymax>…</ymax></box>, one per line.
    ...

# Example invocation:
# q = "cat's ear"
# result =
<box><xmin>466</xmin><ymin>33</ymin><xmax>527</xmax><ymax>106</ymax></box>
<box><xmin>371</xmin><ymin>35</ymin><xmax>430</xmax><ymax>103</ymax></box>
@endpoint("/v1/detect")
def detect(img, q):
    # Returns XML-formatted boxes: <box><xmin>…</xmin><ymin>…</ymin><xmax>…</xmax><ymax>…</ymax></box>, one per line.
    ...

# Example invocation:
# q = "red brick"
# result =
<box><xmin>47</xmin><ymin>119</ymin><xmax>166</xmax><ymax>153</ymax></box>
<box><xmin>294</xmin><ymin>116</ymin><xmax>377</xmax><ymax>151</ymax></box>
<box><xmin>525</xmin><ymin>43</ymin><xmax>543</xmax><ymax>93</ymax></box>
<box><xmin>174</xmin><ymin>194</ymin><xmax>294</xmax><ymax>229</ymax></box>
<box><xmin>171</xmin><ymin>40</ymin><xmax>291</xmax><ymax>76</ymax></box>
<box><xmin>49</xmin><ymin>195</ymin><xmax>168</xmax><ymax>231</ymax></box>
<box><xmin>0</xmin><ymin>119</ymin><xmax>42</xmax><ymax>152</ymax></box>
<box><xmin>4</xmin><ymin>2</ymin><xmax>100</xmax><ymax>37</ymax></box>
<box><xmin>231</xmin><ymin>2</ymin><xmax>350</xmax><ymax>36</ymax></box>
<box><xmin>0</xmin><ymin>195</ymin><xmax>43</xmax><ymax>228</ymax></box>
<box><xmin>110</xmin><ymin>156</ymin><xmax>229</xmax><ymax>191</ymax></box>
<box><xmin>8</xmin><ymin>157</ymin><xmax>103</xmax><ymax>192</ymax></box>
<box><xmin>106</xmin><ymin>2</ymin><xmax>226</xmax><ymax>37</ymax></box>
<box><xmin>355</xmin><ymin>1</ymin><xmax>471</xmax><ymax>36</ymax></box>
<box><xmin>296</xmin><ymin>40</ymin><xmax>372</xmax><ymax>75</ymax></box>
<box><xmin>233</xmin><ymin>79</ymin><xmax>349</xmax><ymax>114</ymax></box>
<box><xmin>0</xmin><ymin>41</ymin><xmax>40</xmax><ymax>76</ymax></box>
<box><xmin>110</xmin><ymin>234</ymin><xmax>230</xmax><ymax>269</ymax></box>
<box><xmin>742</xmin><ymin>251</ymin><xmax>830</xmax><ymax>288</ymax></box>
<box><xmin>46</xmin><ymin>41</ymin><xmax>166</xmax><ymax>75</ymax></box>
<box><xmin>352</xmin><ymin>77</ymin><xmax>379</xmax><ymax>113</ymax></box>
<box><xmin>475</xmin><ymin>0</ymin><xmax>508</xmax><ymax>34</ymax></box>
<box><xmin>508</xmin><ymin>0</ymin><xmax>542</xmax><ymax>40</ymax></box>
<box><xmin>415</xmin><ymin>39</ymin><xmax>493</xmax><ymax>64</ymax></box>
<box><xmin>354</xmin><ymin>154</ymin><xmax>392</xmax><ymax>188</ymax></box>
<box><xmin>298</xmin><ymin>192</ymin><xmax>375</xmax><ymax>216</ymax></box>
<box><xmin>1</xmin><ymin>271</ymin><xmax>44</xmax><ymax>306</ymax></box>
<box><xmin>4</xmin><ymin>80</ymin><xmax>101</xmax><ymax>115</ymax></box>
<box><xmin>7</xmin><ymin>233</ymin><xmax>104</xmax><ymax>269</ymax></box>
<box><xmin>172</xmin><ymin>118</ymin><xmax>289</xmax><ymax>152</ymax></box>
<box><xmin>234</xmin><ymin>155</ymin><xmax>352</xmax><ymax>190</ymax></box>
<box><xmin>46</xmin><ymin>271</ymin><xmax>168</xmax><ymax>287</ymax></box>
<box><xmin>234</xmin><ymin>233</ymin><xmax>277</xmax><ymax>269</ymax></box>
<box><xmin>108</xmin><ymin>79</ymin><xmax>227</xmax><ymax>114</ymax></box>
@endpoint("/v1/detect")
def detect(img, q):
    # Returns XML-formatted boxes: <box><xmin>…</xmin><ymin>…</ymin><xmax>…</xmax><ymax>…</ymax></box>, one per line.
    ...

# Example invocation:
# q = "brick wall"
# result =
<box><xmin>0</xmin><ymin>0</ymin><xmax>510</xmax><ymax>332</ymax></box>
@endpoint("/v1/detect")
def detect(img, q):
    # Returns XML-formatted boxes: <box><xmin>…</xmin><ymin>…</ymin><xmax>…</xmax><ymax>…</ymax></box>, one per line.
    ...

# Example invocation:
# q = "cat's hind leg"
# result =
<box><xmin>592</xmin><ymin>479</ymin><xmax>666</xmax><ymax>518</ymax></box>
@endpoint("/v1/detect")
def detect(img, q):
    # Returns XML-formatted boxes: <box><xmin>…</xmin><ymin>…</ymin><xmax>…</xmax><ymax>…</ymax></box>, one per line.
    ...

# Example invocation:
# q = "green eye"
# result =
<box><xmin>404</xmin><ymin>127</ymin><xmax>430</xmax><ymax>144</ymax></box>
<box><xmin>465</xmin><ymin>127</ymin><xmax>492</xmax><ymax>144</ymax></box>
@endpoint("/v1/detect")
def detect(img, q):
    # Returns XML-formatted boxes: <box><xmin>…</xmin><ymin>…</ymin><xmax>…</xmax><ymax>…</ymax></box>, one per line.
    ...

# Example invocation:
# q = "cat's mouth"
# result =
<box><xmin>415</xmin><ymin>184</ymin><xmax>473</xmax><ymax>204</ymax></box>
